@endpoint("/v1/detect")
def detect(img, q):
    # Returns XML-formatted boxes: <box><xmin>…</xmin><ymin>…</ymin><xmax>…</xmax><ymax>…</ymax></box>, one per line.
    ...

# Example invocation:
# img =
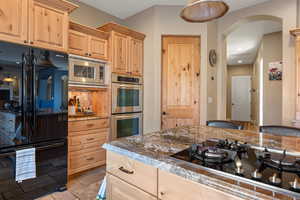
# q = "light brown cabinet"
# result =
<box><xmin>69</xmin><ymin>30</ymin><xmax>89</xmax><ymax>56</ymax></box>
<box><xmin>0</xmin><ymin>0</ymin><xmax>77</xmax><ymax>52</ymax></box>
<box><xmin>158</xmin><ymin>170</ymin><xmax>242</xmax><ymax>200</ymax></box>
<box><xmin>129</xmin><ymin>38</ymin><xmax>143</xmax><ymax>76</ymax></box>
<box><xmin>68</xmin><ymin>119</ymin><xmax>109</xmax><ymax>175</ymax></box>
<box><xmin>112</xmin><ymin>32</ymin><xmax>129</xmax><ymax>74</ymax></box>
<box><xmin>107</xmin><ymin>175</ymin><xmax>157</xmax><ymax>200</ymax></box>
<box><xmin>0</xmin><ymin>0</ymin><xmax>28</xmax><ymax>45</ymax></box>
<box><xmin>98</xmin><ymin>23</ymin><xmax>145</xmax><ymax>76</ymax></box>
<box><xmin>106</xmin><ymin>150</ymin><xmax>244</xmax><ymax>200</ymax></box>
<box><xmin>69</xmin><ymin>21</ymin><xmax>109</xmax><ymax>61</ymax></box>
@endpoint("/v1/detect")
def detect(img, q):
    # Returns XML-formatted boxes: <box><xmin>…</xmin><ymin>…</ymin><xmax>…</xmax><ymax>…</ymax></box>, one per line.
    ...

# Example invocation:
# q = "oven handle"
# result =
<box><xmin>117</xmin><ymin>84</ymin><xmax>142</xmax><ymax>89</ymax></box>
<box><xmin>113</xmin><ymin>113</ymin><xmax>142</xmax><ymax>120</ymax></box>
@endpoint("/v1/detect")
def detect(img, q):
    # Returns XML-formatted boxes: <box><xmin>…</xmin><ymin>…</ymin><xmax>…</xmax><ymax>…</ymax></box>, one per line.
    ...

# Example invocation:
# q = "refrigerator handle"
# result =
<box><xmin>21</xmin><ymin>54</ymin><xmax>27</xmax><ymax>140</ymax></box>
<box><xmin>31</xmin><ymin>50</ymin><xmax>37</xmax><ymax>133</ymax></box>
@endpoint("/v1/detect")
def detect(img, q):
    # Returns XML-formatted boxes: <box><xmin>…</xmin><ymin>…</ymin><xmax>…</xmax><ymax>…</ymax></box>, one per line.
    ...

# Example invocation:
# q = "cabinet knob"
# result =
<box><xmin>24</xmin><ymin>40</ymin><xmax>28</xmax><ymax>44</ymax></box>
<box><xmin>85</xmin><ymin>53</ymin><xmax>89</xmax><ymax>56</ymax></box>
<box><xmin>160</xmin><ymin>192</ymin><xmax>165</xmax><ymax>196</ymax></box>
<box><xmin>89</xmin><ymin>53</ymin><xmax>92</xmax><ymax>56</ymax></box>
<box><xmin>30</xmin><ymin>41</ymin><xmax>34</xmax><ymax>45</ymax></box>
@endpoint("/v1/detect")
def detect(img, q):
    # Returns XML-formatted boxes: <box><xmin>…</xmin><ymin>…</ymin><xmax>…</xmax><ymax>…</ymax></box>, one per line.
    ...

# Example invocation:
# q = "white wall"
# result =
<box><xmin>217</xmin><ymin>0</ymin><xmax>298</xmax><ymax>125</ymax></box>
<box><xmin>125</xmin><ymin>6</ymin><xmax>215</xmax><ymax>133</ymax></box>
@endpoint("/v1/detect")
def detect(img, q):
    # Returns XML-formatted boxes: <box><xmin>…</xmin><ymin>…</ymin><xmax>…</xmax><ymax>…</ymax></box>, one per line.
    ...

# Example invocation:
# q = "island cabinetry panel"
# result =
<box><xmin>106</xmin><ymin>151</ymin><xmax>158</xmax><ymax>196</ymax></box>
<box><xmin>69</xmin><ymin>21</ymin><xmax>109</xmax><ymax>60</ymax></box>
<box><xmin>0</xmin><ymin>0</ymin><xmax>28</xmax><ymax>45</ymax></box>
<box><xmin>68</xmin><ymin>119</ymin><xmax>109</xmax><ymax>175</ymax></box>
<box><xmin>107</xmin><ymin>174</ymin><xmax>157</xmax><ymax>200</ymax></box>
<box><xmin>158</xmin><ymin>170</ymin><xmax>243</xmax><ymax>200</ymax></box>
<box><xmin>97</xmin><ymin>22</ymin><xmax>145</xmax><ymax>76</ymax></box>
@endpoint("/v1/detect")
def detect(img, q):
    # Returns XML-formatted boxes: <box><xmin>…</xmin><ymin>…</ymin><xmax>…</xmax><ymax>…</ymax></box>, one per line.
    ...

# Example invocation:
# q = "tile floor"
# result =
<box><xmin>36</xmin><ymin>166</ymin><xmax>106</xmax><ymax>200</ymax></box>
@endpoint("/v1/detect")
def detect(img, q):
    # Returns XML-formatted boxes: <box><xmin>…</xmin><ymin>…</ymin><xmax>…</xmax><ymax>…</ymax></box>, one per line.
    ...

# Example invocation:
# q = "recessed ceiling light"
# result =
<box><xmin>238</xmin><ymin>60</ymin><xmax>243</xmax><ymax>64</ymax></box>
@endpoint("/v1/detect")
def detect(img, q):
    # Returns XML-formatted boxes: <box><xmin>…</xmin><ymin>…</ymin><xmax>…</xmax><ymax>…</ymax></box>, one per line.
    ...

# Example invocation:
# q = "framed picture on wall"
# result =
<box><xmin>268</xmin><ymin>61</ymin><xmax>282</xmax><ymax>81</ymax></box>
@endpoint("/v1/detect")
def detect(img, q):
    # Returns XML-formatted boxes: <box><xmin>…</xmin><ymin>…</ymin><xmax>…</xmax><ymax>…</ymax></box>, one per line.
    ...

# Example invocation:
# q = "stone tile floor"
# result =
<box><xmin>36</xmin><ymin>166</ymin><xmax>106</xmax><ymax>200</ymax></box>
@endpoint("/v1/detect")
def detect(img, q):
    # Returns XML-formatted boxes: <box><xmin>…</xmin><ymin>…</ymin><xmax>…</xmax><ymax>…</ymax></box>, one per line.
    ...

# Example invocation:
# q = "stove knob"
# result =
<box><xmin>269</xmin><ymin>173</ymin><xmax>281</xmax><ymax>185</ymax></box>
<box><xmin>251</xmin><ymin>169</ymin><xmax>262</xmax><ymax>179</ymax></box>
<box><xmin>289</xmin><ymin>177</ymin><xmax>300</xmax><ymax>190</ymax></box>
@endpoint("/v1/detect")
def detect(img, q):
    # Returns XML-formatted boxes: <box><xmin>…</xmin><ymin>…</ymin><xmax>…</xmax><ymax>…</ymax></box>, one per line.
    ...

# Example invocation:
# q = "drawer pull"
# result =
<box><xmin>86</xmin><ymin>138</ymin><xmax>95</xmax><ymax>141</ymax></box>
<box><xmin>119</xmin><ymin>167</ymin><xmax>134</xmax><ymax>174</ymax></box>
<box><xmin>86</xmin><ymin>157</ymin><xmax>94</xmax><ymax>161</ymax></box>
<box><xmin>86</xmin><ymin>124</ymin><xmax>94</xmax><ymax>127</ymax></box>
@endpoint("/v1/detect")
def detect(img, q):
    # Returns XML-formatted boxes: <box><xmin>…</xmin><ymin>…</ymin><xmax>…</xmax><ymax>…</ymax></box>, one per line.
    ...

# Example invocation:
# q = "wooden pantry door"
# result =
<box><xmin>161</xmin><ymin>36</ymin><xmax>200</xmax><ymax>130</ymax></box>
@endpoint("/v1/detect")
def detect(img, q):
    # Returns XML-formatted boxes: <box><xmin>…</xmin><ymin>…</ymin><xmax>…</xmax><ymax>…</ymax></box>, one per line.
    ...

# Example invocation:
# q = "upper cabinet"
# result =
<box><xmin>98</xmin><ymin>23</ymin><xmax>145</xmax><ymax>76</ymax></box>
<box><xmin>291</xmin><ymin>29</ymin><xmax>300</xmax><ymax>120</ymax></box>
<box><xmin>0</xmin><ymin>0</ymin><xmax>28</xmax><ymax>45</ymax></box>
<box><xmin>69</xmin><ymin>21</ymin><xmax>109</xmax><ymax>61</ymax></box>
<box><xmin>0</xmin><ymin>0</ymin><xmax>78</xmax><ymax>52</ymax></box>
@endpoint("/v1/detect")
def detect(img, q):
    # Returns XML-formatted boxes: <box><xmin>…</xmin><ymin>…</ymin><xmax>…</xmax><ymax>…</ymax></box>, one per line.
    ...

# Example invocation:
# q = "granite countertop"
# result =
<box><xmin>103</xmin><ymin>126</ymin><xmax>300</xmax><ymax>200</ymax></box>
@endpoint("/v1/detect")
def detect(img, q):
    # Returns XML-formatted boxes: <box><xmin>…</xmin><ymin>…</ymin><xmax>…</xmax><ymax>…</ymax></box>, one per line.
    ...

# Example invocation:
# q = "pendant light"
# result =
<box><xmin>181</xmin><ymin>0</ymin><xmax>229</xmax><ymax>23</ymax></box>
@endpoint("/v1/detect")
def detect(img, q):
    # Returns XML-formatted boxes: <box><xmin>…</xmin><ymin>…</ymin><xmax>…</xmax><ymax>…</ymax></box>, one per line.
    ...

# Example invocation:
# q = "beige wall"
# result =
<box><xmin>68</xmin><ymin>0</ymin><xmax>125</xmax><ymax>28</ymax></box>
<box><xmin>226</xmin><ymin>65</ymin><xmax>253</xmax><ymax>120</ymax></box>
<box><xmin>125</xmin><ymin>6</ymin><xmax>216</xmax><ymax>133</ymax></box>
<box><xmin>217</xmin><ymin>0</ymin><xmax>297</xmax><ymax>125</ymax></box>
<box><xmin>261</xmin><ymin>32</ymin><xmax>283</xmax><ymax>125</ymax></box>
<box><xmin>206</xmin><ymin>22</ymin><xmax>218</xmax><ymax>121</ymax></box>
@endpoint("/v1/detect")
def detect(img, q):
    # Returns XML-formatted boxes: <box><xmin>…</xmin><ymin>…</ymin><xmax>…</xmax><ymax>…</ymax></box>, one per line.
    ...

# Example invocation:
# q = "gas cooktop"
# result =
<box><xmin>171</xmin><ymin>138</ymin><xmax>300</xmax><ymax>197</ymax></box>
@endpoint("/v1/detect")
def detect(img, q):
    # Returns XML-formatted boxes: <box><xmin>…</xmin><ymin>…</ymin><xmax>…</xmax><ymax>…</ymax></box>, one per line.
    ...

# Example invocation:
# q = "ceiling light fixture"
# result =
<box><xmin>181</xmin><ymin>0</ymin><xmax>229</xmax><ymax>23</ymax></box>
<box><xmin>238</xmin><ymin>60</ymin><xmax>243</xmax><ymax>64</ymax></box>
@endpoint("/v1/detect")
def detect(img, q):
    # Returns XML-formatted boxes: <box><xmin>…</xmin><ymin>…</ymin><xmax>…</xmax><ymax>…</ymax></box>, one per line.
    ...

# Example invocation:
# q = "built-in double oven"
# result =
<box><xmin>111</xmin><ymin>73</ymin><xmax>143</xmax><ymax>140</ymax></box>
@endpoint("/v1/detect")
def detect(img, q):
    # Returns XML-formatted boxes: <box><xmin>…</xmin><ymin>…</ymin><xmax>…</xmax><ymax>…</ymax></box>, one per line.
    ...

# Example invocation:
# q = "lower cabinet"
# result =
<box><xmin>106</xmin><ymin>151</ymin><xmax>244</xmax><ymax>200</ymax></box>
<box><xmin>68</xmin><ymin>119</ymin><xmax>109</xmax><ymax>175</ymax></box>
<box><xmin>158</xmin><ymin>170</ymin><xmax>243</xmax><ymax>200</ymax></box>
<box><xmin>107</xmin><ymin>174</ymin><xmax>157</xmax><ymax>200</ymax></box>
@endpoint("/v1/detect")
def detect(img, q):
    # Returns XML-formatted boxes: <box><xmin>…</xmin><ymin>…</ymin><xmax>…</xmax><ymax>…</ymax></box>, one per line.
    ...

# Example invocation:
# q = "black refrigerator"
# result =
<box><xmin>0</xmin><ymin>41</ymin><xmax>68</xmax><ymax>200</ymax></box>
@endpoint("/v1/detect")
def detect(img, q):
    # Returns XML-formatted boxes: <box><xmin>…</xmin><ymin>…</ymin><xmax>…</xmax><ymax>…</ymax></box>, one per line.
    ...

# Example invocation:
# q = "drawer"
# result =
<box><xmin>107</xmin><ymin>151</ymin><xmax>157</xmax><ymax>196</ymax></box>
<box><xmin>158</xmin><ymin>170</ymin><xmax>243</xmax><ymax>200</ymax></box>
<box><xmin>69</xmin><ymin>148</ymin><xmax>106</xmax><ymax>174</ymax></box>
<box><xmin>107</xmin><ymin>174</ymin><xmax>157</xmax><ymax>200</ymax></box>
<box><xmin>69</xmin><ymin>130</ymin><xmax>107</xmax><ymax>146</ymax></box>
<box><xmin>68</xmin><ymin>118</ymin><xmax>109</xmax><ymax>132</ymax></box>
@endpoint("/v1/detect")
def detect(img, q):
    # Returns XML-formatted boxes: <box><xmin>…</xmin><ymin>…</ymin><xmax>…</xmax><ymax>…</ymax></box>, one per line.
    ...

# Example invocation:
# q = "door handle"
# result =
<box><xmin>162</xmin><ymin>112</ymin><xmax>167</xmax><ymax>115</ymax></box>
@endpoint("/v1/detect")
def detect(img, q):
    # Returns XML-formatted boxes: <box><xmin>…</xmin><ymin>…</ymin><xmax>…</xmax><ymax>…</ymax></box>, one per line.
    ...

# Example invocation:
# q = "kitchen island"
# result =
<box><xmin>103</xmin><ymin>126</ymin><xmax>300</xmax><ymax>200</ymax></box>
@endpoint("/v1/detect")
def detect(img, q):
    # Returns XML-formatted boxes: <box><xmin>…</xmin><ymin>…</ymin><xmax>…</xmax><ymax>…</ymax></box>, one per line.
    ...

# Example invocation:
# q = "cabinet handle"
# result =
<box><xmin>89</xmin><ymin>53</ymin><xmax>92</xmax><ymax>56</ymax></box>
<box><xmin>86</xmin><ymin>124</ymin><xmax>94</xmax><ymax>127</ymax></box>
<box><xmin>85</xmin><ymin>53</ymin><xmax>89</xmax><ymax>56</ymax></box>
<box><xmin>119</xmin><ymin>166</ymin><xmax>134</xmax><ymax>174</ymax></box>
<box><xmin>86</xmin><ymin>157</ymin><xmax>94</xmax><ymax>161</ymax></box>
<box><xmin>86</xmin><ymin>138</ymin><xmax>95</xmax><ymax>141</ymax></box>
<box><xmin>160</xmin><ymin>192</ymin><xmax>165</xmax><ymax>196</ymax></box>
<box><xmin>30</xmin><ymin>41</ymin><xmax>34</xmax><ymax>45</ymax></box>
<box><xmin>24</xmin><ymin>40</ymin><xmax>28</xmax><ymax>44</ymax></box>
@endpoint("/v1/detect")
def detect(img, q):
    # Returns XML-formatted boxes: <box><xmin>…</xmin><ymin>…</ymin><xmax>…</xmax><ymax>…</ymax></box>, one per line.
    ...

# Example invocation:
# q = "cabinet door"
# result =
<box><xmin>107</xmin><ymin>174</ymin><xmax>157</xmax><ymax>200</ymax></box>
<box><xmin>69</xmin><ymin>30</ymin><xmax>89</xmax><ymax>56</ymax></box>
<box><xmin>29</xmin><ymin>2</ymin><xmax>68</xmax><ymax>52</ymax></box>
<box><xmin>0</xmin><ymin>0</ymin><xmax>28</xmax><ymax>45</ymax></box>
<box><xmin>89</xmin><ymin>36</ymin><xmax>108</xmax><ymax>60</ymax></box>
<box><xmin>159</xmin><ymin>170</ymin><xmax>243</xmax><ymax>200</ymax></box>
<box><xmin>129</xmin><ymin>38</ymin><xmax>143</xmax><ymax>76</ymax></box>
<box><xmin>112</xmin><ymin>32</ymin><xmax>128</xmax><ymax>74</ymax></box>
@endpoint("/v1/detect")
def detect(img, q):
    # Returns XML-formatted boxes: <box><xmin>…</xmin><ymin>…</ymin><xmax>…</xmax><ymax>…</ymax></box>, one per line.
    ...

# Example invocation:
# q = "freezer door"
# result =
<box><xmin>28</xmin><ymin>48</ymin><xmax>69</xmax><ymax>143</ymax></box>
<box><xmin>0</xmin><ymin>139</ymin><xmax>67</xmax><ymax>200</ymax></box>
